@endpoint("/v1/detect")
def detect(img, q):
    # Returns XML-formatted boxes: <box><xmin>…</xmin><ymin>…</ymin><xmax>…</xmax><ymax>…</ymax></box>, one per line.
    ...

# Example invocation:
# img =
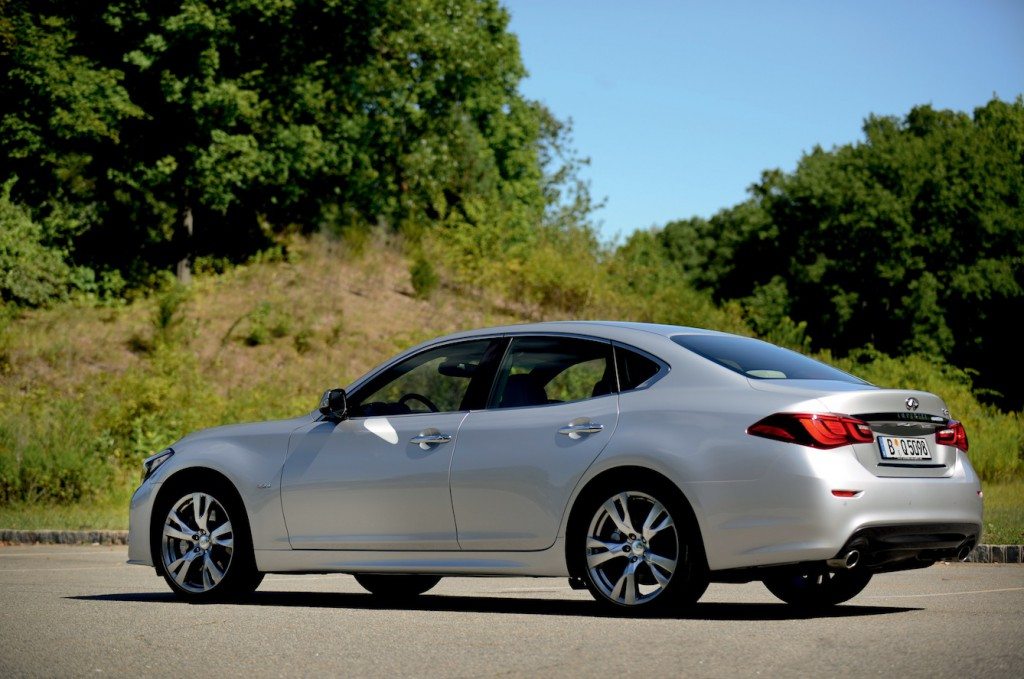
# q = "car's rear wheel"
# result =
<box><xmin>154</xmin><ymin>480</ymin><xmax>263</xmax><ymax>601</ymax></box>
<box><xmin>763</xmin><ymin>567</ymin><xmax>872</xmax><ymax>607</ymax></box>
<box><xmin>354</xmin><ymin>574</ymin><xmax>442</xmax><ymax>600</ymax></box>
<box><xmin>571</xmin><ymin>481</ymin><xmax>708</xmax><ymax>613</ymax></box>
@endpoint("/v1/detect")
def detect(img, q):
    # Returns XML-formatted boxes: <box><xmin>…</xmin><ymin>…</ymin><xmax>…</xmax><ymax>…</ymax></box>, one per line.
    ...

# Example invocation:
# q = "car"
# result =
<box><xmin>128</xmin><ymin>321</ymin><xmax>983</xmax><ymax>612</ymax></box>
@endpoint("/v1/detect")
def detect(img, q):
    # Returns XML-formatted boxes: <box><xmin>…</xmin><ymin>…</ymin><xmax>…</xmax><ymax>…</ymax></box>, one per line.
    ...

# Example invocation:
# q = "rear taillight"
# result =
<box><xmin>935</xmin><ymin>420</ymin><xmax>969</xmax><ymax>452</ymax></box>
<box><xmin>747</xmin><ymin>413</ymin><xmax>874</xmax><ymax>449</ymax></box>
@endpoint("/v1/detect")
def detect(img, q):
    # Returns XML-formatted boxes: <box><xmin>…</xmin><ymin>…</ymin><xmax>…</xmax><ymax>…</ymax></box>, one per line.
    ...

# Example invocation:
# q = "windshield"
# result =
<box><xmin>671</xmin><ymin>335</ymin><xmax>866</xmax><ymax>384</ymax></box>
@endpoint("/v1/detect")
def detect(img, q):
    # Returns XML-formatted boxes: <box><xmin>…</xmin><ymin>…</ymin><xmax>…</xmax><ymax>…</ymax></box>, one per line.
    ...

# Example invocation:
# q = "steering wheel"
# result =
<box><xmin>398</xmin><ymin>392</ymin><xmax>440</xmax><ymax>413</ymax></box>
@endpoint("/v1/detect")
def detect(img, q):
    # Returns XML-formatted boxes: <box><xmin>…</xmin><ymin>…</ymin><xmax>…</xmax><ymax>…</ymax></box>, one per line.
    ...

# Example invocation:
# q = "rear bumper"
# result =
<box><xmin>836</xmin><ymin>522</ymin><xmax>980</xmax><ymax>572</ymax></box>
<box><xmin>691</xmin><ymin>446</ymin><xmax>983</xmax><ymax>571</ymax></box>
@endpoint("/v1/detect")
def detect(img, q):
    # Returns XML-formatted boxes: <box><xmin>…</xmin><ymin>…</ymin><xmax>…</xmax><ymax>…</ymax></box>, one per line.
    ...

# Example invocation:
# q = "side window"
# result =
<box><xmin>350</xmin><ymin>339</ymin><xmax>494</xmax><ymax>416</ymax></box>
<box><xmin>490</xmin><ymin>336</ymin><xmax>614</xmax><ymax>409</ymax></box>
<box><xmin>616</xmin><ymin>346</ymin><xmax>662</xmax><ymax>391</ymax></box>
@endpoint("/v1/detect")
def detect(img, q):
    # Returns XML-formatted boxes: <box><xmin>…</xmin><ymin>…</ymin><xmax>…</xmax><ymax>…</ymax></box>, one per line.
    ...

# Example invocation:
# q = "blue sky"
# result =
<box><xmin>504</xmin><ymin>0</ymin><xmax>1024</xmax><ymax>241</ymax></box>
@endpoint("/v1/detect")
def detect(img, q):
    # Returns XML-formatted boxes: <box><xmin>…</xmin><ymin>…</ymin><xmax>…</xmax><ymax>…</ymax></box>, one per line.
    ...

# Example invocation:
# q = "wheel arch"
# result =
<box><xmin>149</xmin><ymin>466</ymin><xmax>252</xmax><ymax>576</ymax></box>
<box><xmin>563</xmin><ymin>465</ymin><xmax>707</xmax><ymax>579</ymax></box>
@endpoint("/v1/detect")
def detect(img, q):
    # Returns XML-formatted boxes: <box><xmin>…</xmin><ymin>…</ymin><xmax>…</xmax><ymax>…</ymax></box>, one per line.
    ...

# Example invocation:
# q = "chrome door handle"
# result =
<box><xmin>410</xmin><ymin>433</ymin><xmax>453</xmax><ymax>446</ymax></box>
<box><xmin>558</xmin><ymin>422</ymin><xmax>604</xmax><ymax>437</ymax></box>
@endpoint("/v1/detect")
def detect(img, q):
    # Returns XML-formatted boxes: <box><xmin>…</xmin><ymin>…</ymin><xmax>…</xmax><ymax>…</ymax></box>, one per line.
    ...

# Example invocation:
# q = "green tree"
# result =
<box><xmin>653</xmin><ymin>97</ymin><xmax>1024</xmax><ymax>408</ymax></box>
<box><xmin>1</xmin><ymin>0</ymin><xmax>583</xmax><ymax>286</ymax></box>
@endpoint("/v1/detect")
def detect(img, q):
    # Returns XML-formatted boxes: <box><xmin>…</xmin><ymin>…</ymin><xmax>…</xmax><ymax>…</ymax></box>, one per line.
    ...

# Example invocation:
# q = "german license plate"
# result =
<box><xmin>877</xmin><ymin>436</ymin><xmax>931</xmax><ymax>460</ymax></box>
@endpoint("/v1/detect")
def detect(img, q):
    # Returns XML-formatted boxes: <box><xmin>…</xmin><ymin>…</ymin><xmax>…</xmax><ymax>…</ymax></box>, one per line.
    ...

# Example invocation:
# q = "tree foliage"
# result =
<box><xmin>646</xmin><ymin>98</ymin><xmax>1024</xmax><ymax>407</ymax></box>
<box><xmin>0</xmin><ymin>0</ymin><xmax>579</xmax><ymax>283</ymax></box>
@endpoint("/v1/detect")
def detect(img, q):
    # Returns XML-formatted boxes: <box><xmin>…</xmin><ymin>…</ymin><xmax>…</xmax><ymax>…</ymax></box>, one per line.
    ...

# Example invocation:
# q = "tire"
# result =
<box><xmin>763</xmin><ymin>567</ymin><xmax>872</xmax><ymax>608</ymax></box>
<box><xmin>354</xmin><ymin>574</ymin><xmax>442</xmax><ymax>600</ymax></box>
<box><xmin>570</xmin><ymin>479</ymin><xmax>709</xmax><ymax>614</ymax></box>
<box><xmin>152</xmin><ymin>478</ymin><xmax>264</xmax><ymax>602</ymax></box>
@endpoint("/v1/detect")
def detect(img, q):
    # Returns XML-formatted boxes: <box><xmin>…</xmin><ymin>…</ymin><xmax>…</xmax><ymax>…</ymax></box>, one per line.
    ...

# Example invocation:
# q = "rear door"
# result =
<box><xmin>450</xmin><ymin>335</ymin><xmax>619</xmax><ymax>550</ymax></box>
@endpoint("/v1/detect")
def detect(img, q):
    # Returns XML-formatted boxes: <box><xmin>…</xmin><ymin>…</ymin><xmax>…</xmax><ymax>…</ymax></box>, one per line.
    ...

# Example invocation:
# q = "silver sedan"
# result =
<box><xmin>128</xmin><ymin>322</ymin><xmax>983</xmax><ymax>612</ymax></box>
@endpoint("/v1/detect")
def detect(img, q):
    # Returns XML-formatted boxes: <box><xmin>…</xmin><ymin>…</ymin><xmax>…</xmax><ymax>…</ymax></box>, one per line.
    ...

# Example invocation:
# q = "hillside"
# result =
<box><xmin>1</xmin><ymin>233</ymin><xmax>1021</xmax><ymax>541</ymax></box>
<box><xmin>2</xmin><ymin>235</ymin><xmax>522</xmax><ymax>412</ymax></box>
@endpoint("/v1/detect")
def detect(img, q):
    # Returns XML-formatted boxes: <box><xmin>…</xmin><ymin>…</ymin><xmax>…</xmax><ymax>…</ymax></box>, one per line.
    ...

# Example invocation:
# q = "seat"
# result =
<box><xmin>500</xmin><ymin>374</ymin><xmax>548</xmax><ymax>408</ymax></box>
<box><xmin>590</xmin><ymin>360</ymin><xmax>617</xmax><ymax>398</ymax></box>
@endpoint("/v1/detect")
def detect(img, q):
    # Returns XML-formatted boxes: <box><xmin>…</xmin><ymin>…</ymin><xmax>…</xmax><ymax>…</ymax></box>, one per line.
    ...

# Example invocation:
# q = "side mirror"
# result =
<box><xmin>318</xmin><ymin>388</ymin><xmax>348</xmax><ymax>421</ymax></box>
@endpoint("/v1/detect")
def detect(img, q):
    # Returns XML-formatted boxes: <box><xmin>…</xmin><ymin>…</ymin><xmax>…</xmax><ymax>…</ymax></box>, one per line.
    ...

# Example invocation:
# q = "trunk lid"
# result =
<box><xmin>748</xmin><ymin>380</ymin><xmax>956</xmax><ymax>478</ymax></box>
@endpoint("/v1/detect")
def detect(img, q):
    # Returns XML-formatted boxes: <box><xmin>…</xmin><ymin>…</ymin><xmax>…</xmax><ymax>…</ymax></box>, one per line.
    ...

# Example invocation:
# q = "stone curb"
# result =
<box><xmin>0</xmin><ymin>530</ymin><xmax>1021</xmax><ymax>563</ymax></box>
<box><xmin>965</xmin><ymin>544</ymin><xmax>1023</xmax><ymax>564</ymax></box>
<box><xmin>0</xmin><ymin>530</ymin><xmax>128</xmax><ymax>546</ymax></box>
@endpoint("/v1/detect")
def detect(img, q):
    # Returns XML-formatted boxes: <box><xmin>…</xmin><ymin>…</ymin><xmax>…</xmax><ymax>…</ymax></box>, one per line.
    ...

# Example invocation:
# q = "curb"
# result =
<box><xmin>965</xmin><ymin>544</ymin><xmax>1022</xmax><ymax>564</ymax></box>
<box><xmin>0</xmin><ymin>529</ymin><xmax>128</xmax><ymax>546</ymax></box>
<box><xmin>0</xmin><ymin>530</ymin><xmax>1021</xmax><ymax>563</ymax></box>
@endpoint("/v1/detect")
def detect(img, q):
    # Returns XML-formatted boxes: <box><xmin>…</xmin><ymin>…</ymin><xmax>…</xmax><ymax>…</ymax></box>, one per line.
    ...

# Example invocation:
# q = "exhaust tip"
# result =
<box><xmin>957</xmin><ymin>543</ymin><xmax>975</xmax><ymax>561</ymax></box>
<box><xmin>826</xmin><ymin>549</ymin><xmax>861</xmax><ymax>570</ymax></box>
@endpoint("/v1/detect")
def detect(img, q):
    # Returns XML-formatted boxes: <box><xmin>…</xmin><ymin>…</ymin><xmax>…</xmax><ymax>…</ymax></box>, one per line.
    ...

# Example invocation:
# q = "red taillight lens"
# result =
<box><xmin>747</xmin><ymin>413</ymin><xmax>874</xmax><ymax>449</ymax></box>
<box><xmin>935</xmin><ymin>420</ymin><xmax>969</xmax><ymax>452</ymax></box>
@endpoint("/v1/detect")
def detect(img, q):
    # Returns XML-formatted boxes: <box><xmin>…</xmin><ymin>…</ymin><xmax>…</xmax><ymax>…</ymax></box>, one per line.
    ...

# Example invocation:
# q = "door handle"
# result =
<box><xmin>410</xmin><ymin>433</ymin><xmax>453</xmax><ymax>447</ymax></box>
<box><xmin>558</xmin><ymin>422</ymin><xmax>604</xmax><ymax>438</ymax></box>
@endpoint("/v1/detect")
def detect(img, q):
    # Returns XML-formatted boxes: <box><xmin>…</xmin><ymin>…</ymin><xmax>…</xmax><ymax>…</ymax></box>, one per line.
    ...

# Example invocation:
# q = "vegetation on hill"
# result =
<box><xmin>0</xmin><ymin>237</ymin><xmax>1020</xmax><ymax>541</ymax></box>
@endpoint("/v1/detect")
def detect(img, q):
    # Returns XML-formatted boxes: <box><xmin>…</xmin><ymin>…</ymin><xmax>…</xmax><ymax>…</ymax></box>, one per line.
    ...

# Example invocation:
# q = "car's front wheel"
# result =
<box><xmin>354</xmin><ymin>574</ymin><xmax>442</xmax><ymax>600</ymax></box>
<box><xmin>153</xmin><ymin>480</ymin><xmax>263</xmax><ymax>601</ymax></box>
<box><xmin>572</xmin><ymin>481</ymin><xmax>708</xmax><ymax>613</ymax></box>
<box><xmin>763</xmin><ymin>567</ymin><xmax>872</xmax><ymax>608</ymax></box>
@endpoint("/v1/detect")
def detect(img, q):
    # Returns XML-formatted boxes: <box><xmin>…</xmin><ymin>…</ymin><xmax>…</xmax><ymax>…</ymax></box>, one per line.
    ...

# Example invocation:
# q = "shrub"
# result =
<box><xmin>293</xmin><ymin>326</ymin><xmax>315</xmax><ymax>354</ymax></box>
<box><xmin>409</xmin><ymin>253</ymin><xmax>439</xmax><ymax>299</ymax></box>
<box><xmin>0</xmin><ymin>179</ymin><xmax>72</xmax><ymax>307</ymax></box>
<box><xmin>242</xmin><ymin>302</ymin><xmax>292</xmax><ymax>346</ymax></box>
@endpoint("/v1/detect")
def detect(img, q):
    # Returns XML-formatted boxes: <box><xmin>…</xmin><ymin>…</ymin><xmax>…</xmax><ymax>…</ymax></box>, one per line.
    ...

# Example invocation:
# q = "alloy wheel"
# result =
<box><xmin>160</xmin><ymin>492</ymin><xmax>234</xmax><ymax>594</ymax></box>
<box><xmin>585</xmin><ymin>491</ymin><xmax>679</xmax><ymax>606</ymax></box>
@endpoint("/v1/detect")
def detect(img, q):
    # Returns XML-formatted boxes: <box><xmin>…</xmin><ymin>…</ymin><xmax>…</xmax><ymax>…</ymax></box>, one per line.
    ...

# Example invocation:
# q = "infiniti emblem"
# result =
<box><xmin>905</xmin><ymin>397</ymin><xmax>919</xmax><ymax>411</ymax></box>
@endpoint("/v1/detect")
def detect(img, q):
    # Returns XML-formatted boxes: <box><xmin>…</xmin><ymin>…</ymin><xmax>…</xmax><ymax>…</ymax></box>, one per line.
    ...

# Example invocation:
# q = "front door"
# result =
<box><xmin>450</xmin><ymin>335</ymin><xmax>620</xmax><ymax>550</ymax></box>
<box><xmin>281</xmin><ymin>338</ymin><xmax>499</xmax><ymax>550</ymax></box>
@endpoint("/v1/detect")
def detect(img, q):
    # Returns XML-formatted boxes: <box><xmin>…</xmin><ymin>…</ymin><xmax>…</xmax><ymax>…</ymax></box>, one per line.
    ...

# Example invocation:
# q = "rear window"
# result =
<box><xmin>616</xmin><ymin>347</ymin><xmax>662</xmax><ymax>391</ymax></box>
<box><xmin>671</xmin><ymin>335</ymin><xmax>866</xmax><ymax>384</ymax></box>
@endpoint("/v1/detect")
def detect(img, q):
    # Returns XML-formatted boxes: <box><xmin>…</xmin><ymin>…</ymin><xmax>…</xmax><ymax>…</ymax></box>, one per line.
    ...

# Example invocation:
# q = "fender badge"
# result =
<box><xmin>257</xmin><ymin>483</ymin><xmax>272</xmax><ymax>489</ymax></box>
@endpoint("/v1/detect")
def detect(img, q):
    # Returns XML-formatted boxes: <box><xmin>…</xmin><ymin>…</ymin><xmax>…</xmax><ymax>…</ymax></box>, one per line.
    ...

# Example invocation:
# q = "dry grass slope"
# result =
<box><xmin>2</xmin><ymin>235</ymin><xmax>521</xmax><ymax>406</ymax></box>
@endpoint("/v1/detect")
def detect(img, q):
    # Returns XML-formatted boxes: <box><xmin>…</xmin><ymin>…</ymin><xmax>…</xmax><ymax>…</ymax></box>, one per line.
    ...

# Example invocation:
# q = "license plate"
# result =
<box><xmin>877</xmin><ymin>436</ymin><xmax>932</xmax><ymax>460</ymax></box>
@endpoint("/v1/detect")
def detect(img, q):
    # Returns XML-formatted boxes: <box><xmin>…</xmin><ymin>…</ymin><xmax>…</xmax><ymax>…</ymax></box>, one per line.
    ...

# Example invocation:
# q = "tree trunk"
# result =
<box><xmin>176</xmin><ymin>206</ymin><xmax>193</xmax><ymax>285</ymax></box>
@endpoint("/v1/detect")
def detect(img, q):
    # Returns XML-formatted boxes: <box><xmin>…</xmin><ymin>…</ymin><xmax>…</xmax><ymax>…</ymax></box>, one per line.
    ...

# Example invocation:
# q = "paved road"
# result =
<box><xmin>1</xmin><ymin>546</ymin><xmax>1021</xmax><ymax>678</ymax></box>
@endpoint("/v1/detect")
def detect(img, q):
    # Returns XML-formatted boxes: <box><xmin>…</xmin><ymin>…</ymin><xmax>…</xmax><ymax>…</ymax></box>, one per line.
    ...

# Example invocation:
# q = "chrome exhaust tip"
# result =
<box><xmin>957</xmin><ymin>543</ymin><xmax>974</xmax><ymax>561</ymax></box>
<box><xmin>826</xmin><ymin>549</ymin><xmax>860</xmax><ymax>570</ymax></box>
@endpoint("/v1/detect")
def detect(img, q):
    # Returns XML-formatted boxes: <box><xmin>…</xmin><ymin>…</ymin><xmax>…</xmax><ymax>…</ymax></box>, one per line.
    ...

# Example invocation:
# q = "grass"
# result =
<box><xmin>0</xmin><ymin>494</ymin><xmax>131</xmax><ymax>531</ymax></box>
<box><xmin>981</xmin><ymin>481</ymin><xmax>1024</xmax><ymax>545</ymax></box>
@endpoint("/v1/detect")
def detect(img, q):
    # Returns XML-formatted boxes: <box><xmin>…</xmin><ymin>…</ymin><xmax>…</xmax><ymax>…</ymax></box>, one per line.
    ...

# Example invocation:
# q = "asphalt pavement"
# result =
<box><xmin>1</xmin><ymin>545</ymin><xmax>1021</xmax><ymax>677</ymax></box>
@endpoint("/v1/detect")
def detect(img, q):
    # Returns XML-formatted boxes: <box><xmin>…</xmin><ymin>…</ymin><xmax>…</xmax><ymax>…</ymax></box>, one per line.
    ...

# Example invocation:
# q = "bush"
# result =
<box><xmin>0</xmin><ymin>392</ymin><xmax>118</xmax><ymax>504</ymax></box>
<box><xmin>409</xmin><ymin>253</ymin><xmax>439</xmax><ymax>299</ymax></box>
<box><xmin>92</xmin><ymin>346</ymin><xmax>225</xmax><ymax>467</ymax></box>
<box><xmin>0</xmin><ymin>179</ymin><xmax>72</xmax><ymax>307</ymax></box>
<box><xmin>241</xmin><ymin>302</ymin><xmax>292</xmax><ymax>346</ymax></box>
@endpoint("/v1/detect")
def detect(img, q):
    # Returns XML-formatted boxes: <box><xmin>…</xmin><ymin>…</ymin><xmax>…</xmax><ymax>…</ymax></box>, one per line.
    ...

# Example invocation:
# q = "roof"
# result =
<box><xmin>436</xmin><ymin>320</ymin><xmax>734</xmax><ymax>343</ymax></box>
